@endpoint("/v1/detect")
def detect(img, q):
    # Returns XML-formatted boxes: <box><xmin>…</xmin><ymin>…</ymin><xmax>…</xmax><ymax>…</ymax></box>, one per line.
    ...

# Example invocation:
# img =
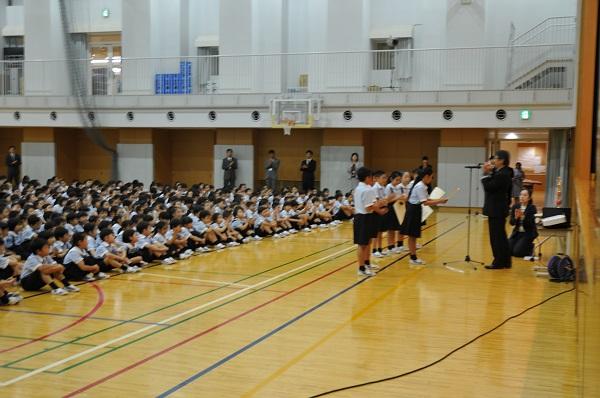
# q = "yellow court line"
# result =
<box><xmin>242</xmin><ymin>268</ymin><xmax>424</xmax><ymax>397</ymax></box>
<box><xmin>137</xmin><ymin>272</ymin><xmax>253</xmax><ymax>288</ymax></box>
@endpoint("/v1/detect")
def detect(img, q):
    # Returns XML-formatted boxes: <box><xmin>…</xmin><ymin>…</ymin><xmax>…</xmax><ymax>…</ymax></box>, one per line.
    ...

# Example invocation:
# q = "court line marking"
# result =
<box><xmin>138</xmin><ymin>272</ymin><xmax>253</xmax><ymax>288</ymax></box>
<box><xmin>0</xmin><ymin>284</ymin><xmax>105</xmax><ymax>355</ymax></box>
<box><xmin>0</xmin><ymin>335</ymin><xmax>116</xmax><ymax>349</ymax></box>
<box><xmin>63</xmin><ymin>259</ymin><xmax>357</xmax><ymax>398</ymax></box>
<box><xmin>62</xmin><ymin>220</ymin><xmax>453</xmax><ymax>397</ymax></box>
<box><xmin>155</xmin><ymin>221</ymin><xmax>463</xmax><ymax>397</ymax></box>
<box><xmin>0</xmin><ymin>308</ymin><xmax>167</xmax><ymax>326</ymax></box>
<box><xmin>1</xmin><ymin>242</ymin><xmax>349</xmax><ymax>369</ymax></box>
<box><xmin>112</xmin><ymin>277</ymin><xmax>288</xmax><ymax>294</ymax></box>
<box><xmin>242</xmin><ymin>270</ymin><xmax>424</xmax><ymax>397</ymax></box>
<box><xmin>0</xmin><ymin>245</ymin><xmax>355</xmax><ymax>388</ymax></box>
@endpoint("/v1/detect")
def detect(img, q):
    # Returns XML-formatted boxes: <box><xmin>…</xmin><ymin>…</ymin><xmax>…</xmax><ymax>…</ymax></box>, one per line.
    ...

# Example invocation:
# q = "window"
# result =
<box><xmin>4</xmin><ymin>36</ymin><xmax>24</xmax><ymax>48</ymax></box>
<box><xmin>371</xmin><ymin>38</ymin><xmax>412</xmax><ymax>71</ymax></box>
<box><xmin>198</xmin><ymin>46</ymin><xmax>219</xmax><ymax>76</ymax></box>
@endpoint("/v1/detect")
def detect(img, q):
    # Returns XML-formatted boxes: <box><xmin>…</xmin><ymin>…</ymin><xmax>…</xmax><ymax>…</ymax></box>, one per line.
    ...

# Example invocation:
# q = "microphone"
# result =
<box><xmin>465</xmin><ymin>164</ymin><xmax>482</xmax><ymax>169</ymax></box>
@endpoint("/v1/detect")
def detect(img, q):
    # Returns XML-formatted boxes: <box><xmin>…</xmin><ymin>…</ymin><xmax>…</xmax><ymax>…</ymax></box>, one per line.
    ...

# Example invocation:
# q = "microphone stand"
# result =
<box><xmin>443</xmin><ymin>164</ymin><xmax>485</xmax><ymax>271</ymax></box>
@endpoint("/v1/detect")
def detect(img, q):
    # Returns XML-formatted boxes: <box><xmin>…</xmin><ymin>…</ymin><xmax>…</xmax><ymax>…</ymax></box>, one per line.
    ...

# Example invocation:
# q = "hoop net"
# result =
<box><xmin>282</xmin><ymin>119</ymin><xmax>295</xmax><ymax>135</ymax></box>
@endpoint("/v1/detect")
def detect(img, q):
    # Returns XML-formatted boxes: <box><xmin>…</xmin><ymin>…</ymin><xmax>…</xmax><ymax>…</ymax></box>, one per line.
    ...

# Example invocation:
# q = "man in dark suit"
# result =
<box><xmin>5</xmin><ymin>146</ymin><xmax>21</xmax><ymax>187</ymax></box>
<box><xmin>418</xmin><ymin>156</ymin><xmax>434</xmax><ymax>194</ymax></box>
<box><xmin>481</xmin><ymin>150</ymin><xmax>513</xmax><ymax>269</ymax></box>
<box><xmin>221</xmin><ymin>148</ymin><xmax>238</xmax><ymax>192</ymax></box>
<box><xmin>300</xmin><ymin>150</ymin><xmax>317</xmax><ymax>193</ymax></box>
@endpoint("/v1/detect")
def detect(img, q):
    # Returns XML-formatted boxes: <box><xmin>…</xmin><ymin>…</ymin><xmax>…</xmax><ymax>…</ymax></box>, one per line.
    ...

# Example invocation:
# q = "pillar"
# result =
<box><xmin>118</xmin><ymin>129</ymin><xmax>154</xmax><ymax>187</ymax></box>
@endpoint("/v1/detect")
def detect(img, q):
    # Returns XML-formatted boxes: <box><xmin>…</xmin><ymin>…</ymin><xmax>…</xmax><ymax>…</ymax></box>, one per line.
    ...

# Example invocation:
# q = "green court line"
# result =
<box><xmin>1</xmin><ymin>242</ymin><xmax>349</xmax><ymax>369</ymax></box>
<box><xmin>55</xmin><ymin>248</ymin><xmax>355</xmax><ymax>374</ymax></box>
<box><xmin>0</xmin><ymin>334</ymin><xmax>109</xmax><ymax>348</ymax></box>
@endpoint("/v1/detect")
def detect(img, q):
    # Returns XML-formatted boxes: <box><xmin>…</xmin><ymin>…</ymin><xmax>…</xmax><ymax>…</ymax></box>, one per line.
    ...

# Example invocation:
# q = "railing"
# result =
<box><xmin>512</xmin><ymin>16</ymin><xmax>577</xmax><ymax>46</ymax></box>
<box><xmin>0</xmin><ymin>44</ymin><xmax>576</xmax><ymax>97</ymax></box>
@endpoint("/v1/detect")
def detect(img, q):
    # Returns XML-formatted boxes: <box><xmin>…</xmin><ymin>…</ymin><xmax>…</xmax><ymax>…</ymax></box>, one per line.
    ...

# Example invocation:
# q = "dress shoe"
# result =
<box><xmin>484</xmin><ymin>264</ymin><xmax>511</xmax><ymax>269</ymax></box>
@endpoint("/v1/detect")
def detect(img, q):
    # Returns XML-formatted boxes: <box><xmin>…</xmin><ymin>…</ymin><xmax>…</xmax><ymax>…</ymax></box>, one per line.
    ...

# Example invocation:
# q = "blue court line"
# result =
<box><xmin>0</xmin><ymin>308</ymin><xmax>170</xmax><ymax>326</ymax></box>
<box><xmin>156</xmin><ymin>221</ymin><xmax>463</xmax><ymax>397</ymax></box>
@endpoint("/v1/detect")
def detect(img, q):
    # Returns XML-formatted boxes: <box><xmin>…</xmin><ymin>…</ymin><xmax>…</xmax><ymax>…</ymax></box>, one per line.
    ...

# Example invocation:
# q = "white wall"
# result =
<box><xmin>437</xmin><ymin>147</ymin><xmax>486</xmax><ymax>207</ymax></box>
<box><xmin>320</xmin><ymin>146</ymin><xmax>364</xmax><ymax>194</ymax></box>
<box><xmin>21</xmin><ymin>142</ymin><xmax>55</xmax><ymax>183</ymax></box>
<box><xmin>117</xmin><ymin>143</ymin><xmax>153</xmax><ymax>187</ymax></box>
<box><xmin>69</xmin><ymin>0</ymin><xmax>122</xmax><ymax>33</ymax></box>
<box><xmin>213</xmin><ymin>145</ymin><xmax>254</xmax><ymax>189</ymax></box>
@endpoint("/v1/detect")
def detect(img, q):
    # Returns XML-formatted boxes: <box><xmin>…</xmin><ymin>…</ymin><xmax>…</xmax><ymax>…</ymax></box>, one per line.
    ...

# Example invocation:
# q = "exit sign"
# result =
<box><xmin>520</xmin><ymin>110</ymin><xmax>531</xmax><ymax>120</ymax></box>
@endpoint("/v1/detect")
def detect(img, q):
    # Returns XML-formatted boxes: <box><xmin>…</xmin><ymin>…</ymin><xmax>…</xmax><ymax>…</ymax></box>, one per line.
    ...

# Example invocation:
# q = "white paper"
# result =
<box><xmin>429</xmin><ymin>187</ymin><xmax>446</xmax><ymax>200</ymax></box>
<box><xmin>422</xmin><ymin>205</ymin><xmax>434</xmax><ymax>222</ymax></box>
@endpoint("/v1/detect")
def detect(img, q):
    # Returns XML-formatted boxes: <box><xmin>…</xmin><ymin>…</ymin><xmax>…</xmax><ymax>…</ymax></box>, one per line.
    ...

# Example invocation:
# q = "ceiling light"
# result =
<box><xmin>506</xmin><ymin>132</ymin><xmax>519</xmax><ymax>140</ymax></box>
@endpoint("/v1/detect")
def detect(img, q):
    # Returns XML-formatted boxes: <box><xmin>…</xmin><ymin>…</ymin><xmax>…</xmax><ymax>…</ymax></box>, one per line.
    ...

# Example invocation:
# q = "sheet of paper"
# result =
<box><xmin>422</xmin><ymin>205</ymin><xmax>434</xmax><ymax>222</ymax></box>
<box><xmin>429</xmin><ymin>187</ymin><xmax>446</xmax><ymax>200</ymax></box>
<box><xmin>394</xmin><ymin>200</ymin><xmax>406</xmax><ymax>225</ymax></box>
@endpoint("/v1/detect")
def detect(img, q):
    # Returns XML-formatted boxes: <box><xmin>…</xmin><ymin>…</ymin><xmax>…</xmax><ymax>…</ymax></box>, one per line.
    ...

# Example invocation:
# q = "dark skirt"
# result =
<box><xmin>386</xmin><ymin>204</ymin><xmax>401</xmax><ymax>231</ymax></box>
<box><xmin>400</xmin><ymin>203</ymin><xmax>423</xmax><ymax>238</ymax></box>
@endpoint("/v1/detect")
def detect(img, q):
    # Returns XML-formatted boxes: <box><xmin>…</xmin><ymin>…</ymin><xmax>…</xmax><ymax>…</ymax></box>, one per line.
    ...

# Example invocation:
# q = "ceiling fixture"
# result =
<box><xmin>505</xmin><ymin>132</ymin><xmax>519</xmax><ymax>140</ymax></box>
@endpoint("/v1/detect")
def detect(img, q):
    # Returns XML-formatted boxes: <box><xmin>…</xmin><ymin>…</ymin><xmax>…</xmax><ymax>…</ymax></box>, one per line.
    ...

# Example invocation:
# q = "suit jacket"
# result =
<box><xmin>265</xmin><ymin>158</ymin><xmax>280</xmax><ymax>179</ymax></box>
<box><xmin>5</xmin><ymin>153</ymin><xmax>21</xmax><ymax>171</ymax></box>
<box><xmin>482</xmin><ymin>166</ymin><xmax>513</xmax><ymax>218</ymax></box>
<box><xmin>509</xmin><ymin>203</ymin><xmax>539</xmax><ymax>239</ymax></box>
<box><xmin>222</xmin><ymin>157</ymin><xmax>238</xmax><ymax>179</ymax></box>
<box><xmin>300</xmin><ymin>159</ymin><xmax>316</xmax><ymax>181</ymax></box>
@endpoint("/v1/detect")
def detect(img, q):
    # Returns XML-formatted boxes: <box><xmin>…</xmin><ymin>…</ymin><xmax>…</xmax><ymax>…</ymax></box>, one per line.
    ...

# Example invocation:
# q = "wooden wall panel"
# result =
<box><xmin>153</xmin><ymin>130</ymin><xmax>172</xmax><ymax>185</ymax></box>
<box><xmin>254</xmin><ymin>129</ymin><xmax>323</xmax><ymax>185</ymax></box>
<box><xmin>440</xmin><ymin>128</ymin><xmax>487</xmax><ymax>147</ymax></box>
<box><xmin>0</xmin><ymin>128</ymin><xmax>23</xmax><ymax>177</ymax></box>
<box><xmin>322</xmin><ymin>129</ymin><xmax>364</xmax><ymax>146</ymax></box>
<box><xmin>119</xmin><ymin>128</ymin><xmax>153</xmax><ymax>144</ymax></box>
<box><xmin>169</xmin><ymin>130</ymin><xmax>215</xmax><ymax>185</ymax></box>
<box><xmin>215</xmin><ymin>129</ymin><xmax>254</xmax><ymax>145</ymax></box>
<box><xmin>365</xmin><ymin>130</ymin><xmax>441</xmax><ymax>175</ymax></box>
<box><xmin>76</xmin><ymin>129</ymin><xmax>118</xmax><ymax>182</ymax></box>
<box><xmin>54</xmin><ymin>128</ymin><xmax>78</xmax><ymax>183</ymax></box>
<box><xmin>23</xmin><ymin>127</ymin><xmax>54</xmax><ymax>142</ymax></box>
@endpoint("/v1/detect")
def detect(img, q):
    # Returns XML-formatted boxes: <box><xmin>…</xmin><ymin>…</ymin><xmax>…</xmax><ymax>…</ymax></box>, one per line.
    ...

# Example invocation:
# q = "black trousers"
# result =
<box><xmin>7</xmin><ymin>169</ymin><xmax>19</xmax><ymax>187</ymax></box>
<box><xmin>509</xmin><ymin>232</ymin><xmax>535</xmax><ymax>258</ymax></box>
<box><xmin>302</xmin><ymin>178</ymin><xmax>314</xmax><ymax>193</ymax></box>
<box><xmin>488</xmin><ymin>217</ymin><xmax>511</xmax><ymax>266</ymax></box>
<box><xmin>224</xmin><ymin>175</ymin><xmax>235</xmax><ymax>191</ymax></box>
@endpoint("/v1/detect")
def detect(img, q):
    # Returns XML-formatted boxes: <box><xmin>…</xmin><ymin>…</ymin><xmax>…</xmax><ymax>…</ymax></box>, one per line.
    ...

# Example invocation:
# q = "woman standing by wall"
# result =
<box><xmin>348</xmin><ymin>153</ymin><xmax>362</xmax><ymax>193</ymax></box>
<box><xmin>512</xmin><ymin>162</ymin><xmax>525</xmax><ymax>205</ymax></box>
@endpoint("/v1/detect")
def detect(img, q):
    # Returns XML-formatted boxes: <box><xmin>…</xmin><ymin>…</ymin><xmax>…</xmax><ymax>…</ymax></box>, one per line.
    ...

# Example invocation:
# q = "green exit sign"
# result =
<box><xmin>520</xmin><ymin>110</ymin><xmax>531</xmax><ymax>120</ymax></box>
<box><xmin>101</xmin><ymin>8</ymin><xmax>110</xmax><ymax>18</ymax></box>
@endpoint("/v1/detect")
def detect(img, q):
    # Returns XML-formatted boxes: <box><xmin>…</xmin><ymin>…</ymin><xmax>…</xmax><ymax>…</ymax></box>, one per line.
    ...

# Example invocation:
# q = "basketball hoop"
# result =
<box><xmin>282</xmin><ymin>119</ymin><xmax>295</xmax><ymax>136</ymax></box>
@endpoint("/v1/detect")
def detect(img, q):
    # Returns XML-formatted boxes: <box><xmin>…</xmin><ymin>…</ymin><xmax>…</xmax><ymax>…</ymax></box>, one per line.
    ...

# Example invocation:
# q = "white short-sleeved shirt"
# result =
<box><xmin>254</xmin><ymin>215</ymin><xmax>265</xmax><ymax>228</ymax></box>
<box><xmin>152</xmin><ymin>232</ymin><xmax>167</xmax><ymax>245</ymax></box>
<box><xmin>231</xmin><ymin>218</ymin><xmax>245</xmax><ymax>229</ymax></box>
<box><xmin>65</xmin><ymin>224</ymin><xmax>75</xmax><ymax>234</ymax></box>
<box><xmin>94</xmin><ymin>242</ymin><xmax>119</xmax><ymax>259</ymax></box>
<box><xmin>5</xmin><ymin>231</ymin><xmax>17</xmax><ymax>248</ymax></box>
<box><xmin>385</xmin><ymin>183</ymin><xmax>404</xmax><ymax>197</ymax></box>
<box><xmin>86</xmin><ymin>235</ymin><xmax>97</xmax><ymax>251</ymax></box>
<box><xmin>180</xmin><ymin>227</ymin><xmax>192</xmax><ymax>239</ymax></box>
<box><xmin>136</xmin><ymin>233</ymin><xmax>152</xmax><ymax>250</ymax></box>
<box><xmin>53</xmin><ymin>240</ymin><xmax>72</xmax><ymax>253</ymax></box>
<box><xmin>408</xmin><ymin>181</ymin><xmax>429</xmax><ymax>205</ymax></box>
<box><xmin>0</xmin><ymin>256</ymin><xmax>9</xmax><ymax>270</ymax></box>
<box><xmin>22</xmin><ymin>254</ymin><xmax>56</xmax><ymax>279</ymax></box>
<box><xmin>373</xmin><ymin>182</ymin><xmax>386</xmax><ymax>200</ymax></box>
<box><xmin>63</xmin><ymin>246</ymin><xmax>88</xmax><ymax>265</ymax></box>
<box><xmin>353</xmin><ymin>182</ymin><xmax>377</xmax><ymax>215</ymax></box>
<box><xmin>74</xmin><ymin>225</ymin><xmax>85</xmax><ymax>233</ymax></box>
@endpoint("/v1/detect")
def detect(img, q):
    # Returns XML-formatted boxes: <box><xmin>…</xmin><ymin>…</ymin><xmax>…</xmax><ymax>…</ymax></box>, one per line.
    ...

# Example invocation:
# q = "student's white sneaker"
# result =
<box><xmin>7</xmin><ymin>295</ymin><xmax>22</xmax><ymax>305</ymax></box>
<box><xmin>96</xmin><ymin>272</ymin><xmax>108</xmax><ymax>280</ymax></box>
<box><xmin>226</xmin><ymin>242</ymin><xmax>236</xmax><ymax>247</ymax></box>
<box><xmin>357</xmin><ymin>268</ymin><xmax>376</xmax><ymax>277</ymax></box>
<box><xmin>282</xmin><ymin>231</ymin><xmax>290</xmax><ymax>236</ymax></box>
<box><xmin>125</xmin><ymin>266</ymin><xmax>140</xmax><ymax>273</ymax></box>
<box><xmin>303</xmin><ymin>227</ymin><xmax>311</xmax><ymax>232</ymax></box>
<box><xmin>215</xmin><ymin>243</ymin><xmax>226</xmax><ymax>250</ymax></box>
<box><xmin>273</xmin><ymin>233</ymin><xmax>281</xmax><ymax>238</ymax></box>
<box><xmin>290</xmin><ymin>229</ymin><xmax>298</xmax><ymax>233</ymax></box>
<box><xmin>65</xmin><ymin>284</ymin><xmax>80</xmax><ymax>293</ymax></box>
<box><xmin>242</xmin><ymin>237</ymin><xmax>251</xmax><ymax>243</ymax></box>
<box><xmin>373</xmin><ymin>251</ymin><xmax>383</xmax><ymax>258</ymax></box>
<box><xmin>51</xmin><ymin>288</ymin><xmax>69</xmax><ymax>296</ymax></box>
<box><xmin>310</xmin><ymin>224</ymin><xmax>318</xmax><ymax>229</ymax></box>
<box><xmin>409</xmin><ymin>258</ymin><xmax>426</xmax><ymax>266</ymax></box>
<box><xmin>367</xmin><ymin>263</ymin><xmax>380</xmax><ymax>270</ymax></box>
<box><xmin>83</xmin><ymin>273</ymin><xmax>95</xmax><ymax>282</ymax></box>
<box><xmin>319</xmin><ymin>224</ymin><xmax>327</xmax><ymax>229</ymax></box>
<box><xmin>184</xmin><ymin>249</ymin><xmax>194</xmax><ymax>256</ymax></box>
<box><xmin>392</xmin><ymin>246</ymin><xmax>404</xmax><ymax>254</ymax></box>
<box><xmin>253</xmin><ymin>236</ymin><xmax>263</xmax><ymax>241</ymax></box>
<box><xmin>382</xmin><ymin>249</ymin><xmax>390</xmax><ymax>256</ymax></box>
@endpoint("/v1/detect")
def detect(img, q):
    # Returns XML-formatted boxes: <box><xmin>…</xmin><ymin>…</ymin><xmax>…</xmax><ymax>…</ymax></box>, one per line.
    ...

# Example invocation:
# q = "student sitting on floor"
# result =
<box><xmin>151</xmin><ymin>221</ymin><xmax>178</xmax><ymax>263</ymax></box>
<box><xmin>94</xmin><ymin>228</ymin><xmax>140</xmax><ymax>274</ymax></box>
<box><xmin>119</xmin><ymin>229</ymin><xmax>148</xmax><ymax>267</ymax></box>
<box><xmin>52</xmin><ymin>227</ymin><xmax>71</xmax><ymax>264</ymax></box>
<box><xmin>0</xmin><ymin>238</ymin><xmax>22</xmax><ymax>281</ymax></box>
<box><xmin>509</xmin><ymin>189</ymin><xmax>539</xmax><ymax>258</ymax></box>
<box><xmin>20</xmin><ymin>238</ymin><xmax>79</xmax><ymax>295</ymax></box>
<box><xmin>232</xmin><ymin>206</ymin><xmax>260</xmax><ymax>242</ymax></box>
<box><xmin>63</xmin><ymin>232</ymin><xmax>107</xmax><ymax>282</ymax></box>
<box><xmin>222</xmin><ymin>210</ymin><xmax>245</xmax><ymax>245</ymax></box>
<box><xmin>180</xmin><ymin>216</ymin><xmax>209</xmax><ymax>252</ymax></box>
<box><xmin>134</xmin><ymin>222</ymin><xmax>175</xmax><ymax>264</ymax></box>
<box><xmin>0</xmin><ymin>277</ymin><xmax>21</xmax><ymax>305</ymax></box>
<box><xmin>165</xmin><ymin>219</ymin><xmax>192</xmax><ymax>260</ymax></box>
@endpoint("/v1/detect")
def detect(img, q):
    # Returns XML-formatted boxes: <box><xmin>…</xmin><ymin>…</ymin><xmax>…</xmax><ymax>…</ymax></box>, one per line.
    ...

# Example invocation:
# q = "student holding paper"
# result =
<box><xmin>401</xmin><ymin>169</ymin><xmax>448</xmax><ymax>265</ymax></box>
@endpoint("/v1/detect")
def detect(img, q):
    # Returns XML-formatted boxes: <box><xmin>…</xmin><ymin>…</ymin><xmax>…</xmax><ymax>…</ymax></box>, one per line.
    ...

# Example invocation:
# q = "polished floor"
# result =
<box><xmin>0</xmin><ymin>212</ymin><xmax>579</xmax><ymax>397</ymax></box>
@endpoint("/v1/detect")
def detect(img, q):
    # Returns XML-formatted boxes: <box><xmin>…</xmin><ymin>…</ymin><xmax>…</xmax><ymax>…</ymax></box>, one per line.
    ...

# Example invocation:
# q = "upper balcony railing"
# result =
<box><xmin>0</xmin><ymin>44</ymin><xmax>575</xmax><ymax>98</ymax></box>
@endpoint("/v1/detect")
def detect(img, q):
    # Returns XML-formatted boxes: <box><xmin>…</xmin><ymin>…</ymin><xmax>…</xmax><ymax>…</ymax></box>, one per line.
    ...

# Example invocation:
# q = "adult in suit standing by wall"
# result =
<box><xmin>221</xmin><ymin>148</ymin><xmax>238</xmax><ymax>192</ymax></box>
<box><xmin>265</xmin><ymin>149</ymin><xmax>280</xmax><ymax>191</ymax></box>
<box><xmin>300</xmin><ymin>150</ymin><xmax>317</xmax><ymax>193</ymax></box>
<box><xmin>5</xmin><ymin>146</ymin><xmax>21</xmax><ymax>188</ymax></box>
<box><xmin>482</xmin><ymin>150</ymin><xmax>514</xmax><ymax>269</ymax></box>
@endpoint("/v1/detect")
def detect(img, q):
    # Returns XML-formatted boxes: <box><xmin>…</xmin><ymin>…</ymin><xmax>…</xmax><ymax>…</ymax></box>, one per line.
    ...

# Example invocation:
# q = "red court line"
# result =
<box><xmin>64</xmin><ymin>260</ymin><xmax>355</xmax><ymax>397</ymax></box>
<box><xmin>0</xmin><ymin>284</ymin><xmax>105</xmax><ymax>355</ymax></box>
<box><xmin>116</xmin><ymin>277</ymin><xmax>287</xmax><ymax>293</ymax></box>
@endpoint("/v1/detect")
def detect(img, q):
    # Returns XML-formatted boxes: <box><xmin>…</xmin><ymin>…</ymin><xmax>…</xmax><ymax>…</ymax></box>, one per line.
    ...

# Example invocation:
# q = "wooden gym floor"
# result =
<box><xmin>0</xmin><ymin>211</ymin><xmax>580</xmax><ymax>397</ymax></box>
